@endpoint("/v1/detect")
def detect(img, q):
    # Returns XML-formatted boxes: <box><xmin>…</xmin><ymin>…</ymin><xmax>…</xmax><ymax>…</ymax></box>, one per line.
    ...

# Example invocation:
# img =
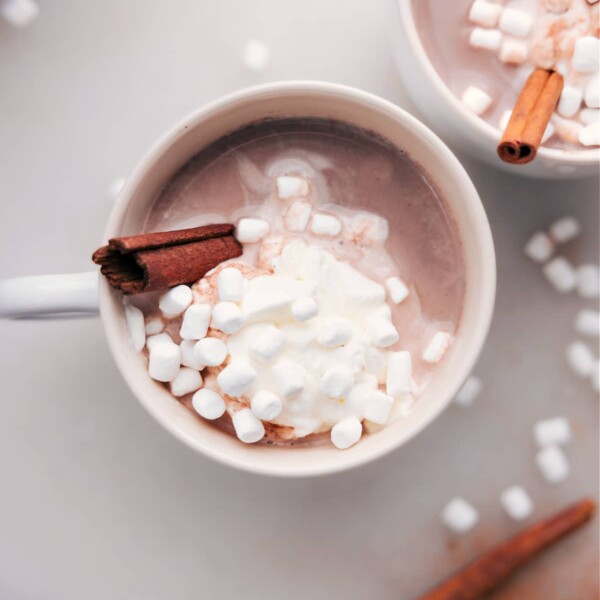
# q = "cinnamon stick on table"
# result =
<box><xmin>418</xmin><ymin>498</ymin><xmax>596</xmax><ymax>600</ymax></box>
<box><xmin>92</xmin><ymin>223</ymin><xmax>242</xmax><ymax>294</ymax></box>
<box><xmin>498</xmin><ymin>68</ymin><xmax>564</xmax><ymax>165</ymax></box>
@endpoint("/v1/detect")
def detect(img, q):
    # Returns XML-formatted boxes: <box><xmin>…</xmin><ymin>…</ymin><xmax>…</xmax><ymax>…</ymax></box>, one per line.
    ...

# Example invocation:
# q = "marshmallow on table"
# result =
<box><xmin>211</xmin><ymin>302</ymin><xmax>244</xmax><ymax>334</ymax></box>
<box><xmin>572</xmin><ymin>37</ymin><xmax>600</xmax><ymax>73</ymax></box>
<box><xmin>524</xmin><ymin>232</ymin><xmax>554</xmax><ymax>262</ymax></box>
<box><xmin>272</xmin><ymin>359</ymin><xmax>305</xmax><ymax>397</ymax></box>
<box><xmin>575</xmin><ymin>309</ymin><xmax>600</xmax><ymax>338</ymax></box>
<box><xmin>193</xmin><ymin>337</ymin><xmax>228</xmax><ymax>367</ymax></box>
<box><xmin>462</xmin><ymin>86</ymin><xmax>493</xmax><ymax>116</ymax></box>
<box><xmin>367</xmin><ymin>317</ymin><xmax>399</xmax><ymax>348</ymax></box>
<box><xmin>543</xmin><ymin>257</ymin><xmax>577</xmax><ymax>293</ymax></box>
<box><xmin>469</xmin><ymin>0</ymin><xmax>502</xmax><ymax>27</ymax></box>
<box><xmin>276</xmin><ymin>176</ymin><xmax>309</xmax><ymax>200</ymax></box>
<box><xmin>217</xmin><ymin>360</ymin><xmax>257</xmax><ymax>397</ymax></box>
<box><xmin>310</xmin><ymin>214</ymin><xmax>342</xmax><ymax>236</ymax></box>
<box><xmin>232</xmin><ymin>408</ymin><xmax>265</xmax><ymax>443</ymax></box>
<box><xmin>385</xmin><ymin>276</ymin><xmax>409</xmax><ymax>304</ymax></box>
<box><xmin>549</xmin><ymin>216</ymin><xmax>580</xmax><ymax>244</ymax></box>
<box><xmin>580</xmin><ymin>108</ymin><xmax>599</xmax><ymax>126</ymax></box>
<box><xmin>320</xmin><ymin>366</ymin><xmax>355</xmax><ymax>398</ymax></box>
<box><xmin>557</xmin><ymin>86</ymin><xmax>583</xmax><ymax>118</ymax></box>
<box><xmin>534</xmin><ymin>417</ymin><xmax>571</xmax><ymax>447</ymax></box>
<box><xmin>584</xmin><ymin>74</ymin><xmax>599</xmax><ymax>109</ymax></box>
<box><xmin>386</xmin><ymin>351</ymin><xmax>412</xmax><ymax>396</ymax></box>
<box><xmin>170</xmin><ymin>368</ymin><xmax>203</xmax><ymax>397</ymax></box>
<box><xmin>576</xmin><ymin>265</ymin><xmax>600</xmax><ymax>298</ymax></box>
<box><xmin>148</xmin><ymin>341</ymin><xmax>181</xmax><ymax>383</ymax></box>
<box><xmin>192</xmin><ymin>388</ymin><xmax>226</xmax><ymax>420</ymax></box>
<box><xmin>454</xmin><ymin>375</ymin><xmax>482</xmax><ymax>407</ymax></box>
<box><xmin>242</xmin><ymin>39</ymin><xmax>270</xmax><ymax>71</ymax></box>
<box><xmin>1</xmin><ymin>0</ymin><xmax>39</xmax><ymax>27</ymax></box>
<box><xmin>423</xmin><ymin>331</ymin><xmax>452</xmax><ymax>364</ymax></box>
<box><xmin>566</xmin><ymin>341</ymin><xmax>596</xmax><ymax>377</ymax></box>
<box><xmin>159</xmin><ymin>285</ymin><xmax>193</xmax><ymax>316</ymax></box>
<box><xmin>499</xmin><ymin>7</ymin><xmax>533</xmax><ymax>37</ymax></box>
<box><xmin>145</xmin><ymin>318</ymin><xmax>164</xmax><ymax>336</ymax></box>
<box><xmin>180</xmin><ymin>339</ymin><xmax>205</xmax><ymax>370</ymax></box>
<box><xmin>498</xmin><ymin>40</ymin><xmax>528</xmax><ymax>65</ymax></box>
<box><xmin>363</xmin><ymin>391</ymin><xmax>394</xmax><ymax>425</ymax></box>
<box><xmin>180</xmin><ymin>304</ymin><xmax>212</xmax><ymax>340</ymax></box>
<box><xmin>285</xmin><ymin>201</ymin><xmax>312</xmax><ymax>232</ymax></box>
<box><xmin>330</xmin><ymin>416</ymin><xmax>362</xmax><ymax>449</ymax></box>
<box><xmin>217</xmin><ymin>268</ymin><xmax>244</xmax><ymax>302</ymax></box>
<box><xmin>500</xmin><ymin>486</ymin><xmax>534</xmax><ymax>521</ymax></box>
<box><xmin>236</xmin><ymin>218</ymin><xmax>270</xmax><ymax>243</ymax></box>
<box><xmin>317</xmin><ymin>317</ymin><xmax>353</xmax><ymax>347</ymax></box>
<box><xmin>442</xmin><ymin>498</ymin><xmax>479</xmax><ymax>534</ymax></box>
<box><xmin>579</xmin><ymin>122</ymin><xmax>600</xmax><ymax>147</ymax></box>
<box><xmin>249</xmin><ymin>325</ymin><xmax>286</xmax><ymax>361</ymax></box>
<box><xmin>536</xmin><ymin>445</ymin><xmax>570</xmax><ymax>483</ymax></box>
<box><xmin>251</xmin><ymin>390</ymin><xmax>283</xmax><ymax>421</ymax></box>
<box><xmin>469</xmin><ymin>28</ymin><xmax>502</xmax><ymax>51</ymax></box>
<box><xmin>125</xmin><ymin>305</ymin><xmax>145</xmax><ymax>353</ymax></box>
<box><xmin>291</xmin><ymin>297</ymin><xmax>318</xmax><ymax>322</ymax></box>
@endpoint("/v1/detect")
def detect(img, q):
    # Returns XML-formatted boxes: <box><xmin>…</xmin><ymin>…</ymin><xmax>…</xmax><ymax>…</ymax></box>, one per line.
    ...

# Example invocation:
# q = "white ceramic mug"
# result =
<box><xmin>390</xmin><ymin>0</ymin><xmax>600</xmax><ymax>179</ymax></box>
<box><xmin>0</xmin><ymin>81</ymin><xmax>496</xmax><ymax>476</ymax></box>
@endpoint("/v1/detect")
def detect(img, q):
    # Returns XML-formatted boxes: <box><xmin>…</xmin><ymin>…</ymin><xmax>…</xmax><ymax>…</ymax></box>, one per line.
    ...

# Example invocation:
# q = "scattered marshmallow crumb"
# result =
<box><xmin>536</xmin><ymin>445</ymin><xmax>570</xmax><ymax>483</ymax></box>
<box><xmin>524</xmin><ymin>231</ymin><xmax>554</xmax><ymax>262</ymax></box>
<box><xmin>454</xmin><ymin>375</ymin><xmax>482</xmax><ymax>407</ymax></box>
<box><xmin>331</xmin><ymin>416</ymin><xmax>362</xmax><ymax>449</ymax></box>
<box><xmin>242</xmin><ymin>40</ymin><xmax>270</xmax><ymax>72</ymax></box>
<box><xmin>575</xmin><ymin>309</ymin><xmax>600</xmax><ymax>338</ymax></box>
<box><xmin>441</xmin><ymin>497</ymin><xmax>479</xmax><ymax>534</ymax></box>
<box><xmin>534</xmin><ymin>416</ymin><xmax>571</xmax><ymax>447</ymax></box>
<box><xmin>170</xmin><ymin>367</ymin><xmax>202</xmax><ymax>397</ymax></box>
<box><xmin>1</xmin><ymin>0</ymin><xmax>39</xmax><ymax>27</ymax></box>
<box><xmin>549</xmin><ymin>216</ymin><xmax>581</xmax><ymax>244</ymax></box>
<box><xmin>236</xmin><ymin>218</ymin><xmax>270</xmax><ymax>243</ymax></box>
<box><xmin>385</xmin><ymin>276</ymin><xmax>410</xmax><ymax>304</ymax></box>
<box><xmin>159</xmin><ymin>285</ymin><xmax>193</xmax><ymax>317</ymax></box>
<box><xmin>500</xmin><ymin>486</ymin><xmax>534</xmax><ymax>521</ymax></box>
<box><xmin>310</xmin><ymin>213</ymin><xmax>342</xmax><ymax>236</ymax></box>
<box><xmin>462</xmin><ymin>86</ymin><xmax>493</xmax><ymax>116</ymax></box>
<box><xmin>543</xmin><ymin>257</ymin><xmax>577</xmax><ymax>293</ymax></box>
<box><xmin>423</xmin><ymin>331</ymin><xmax>452</xmax><ymax>364</ymax></box>
<box><xmin>566</xmin><ymin>341</ymin><xmax>596</xmax><ymax>378</ymax></box>
<box><xmin>576</xmin><ymin>265</ymin><xmax>600</xmax><ymax>299</ymax></box>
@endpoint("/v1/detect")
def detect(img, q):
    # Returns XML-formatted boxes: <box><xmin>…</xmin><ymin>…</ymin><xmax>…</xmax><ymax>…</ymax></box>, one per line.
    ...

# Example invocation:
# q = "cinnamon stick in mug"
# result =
<box><xmin>498</xmin><ymin>68</ymin><xmax>564</xmax><ymax>165</ymax></box>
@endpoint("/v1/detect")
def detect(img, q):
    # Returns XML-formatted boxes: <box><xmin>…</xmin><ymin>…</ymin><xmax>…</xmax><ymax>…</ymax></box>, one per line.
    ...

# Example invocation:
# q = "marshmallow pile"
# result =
<box><xmin>463</xmin><ymin>0</ymin><xmax>600</xmax><ymax>148</ymax></box>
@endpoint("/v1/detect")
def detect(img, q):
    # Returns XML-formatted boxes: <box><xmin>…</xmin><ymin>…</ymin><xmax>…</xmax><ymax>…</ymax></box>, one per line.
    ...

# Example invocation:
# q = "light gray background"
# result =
<box><xmin>0</xmin><ymin>1</ymin><xmax>598</xmax><ymax>599</ymax></box>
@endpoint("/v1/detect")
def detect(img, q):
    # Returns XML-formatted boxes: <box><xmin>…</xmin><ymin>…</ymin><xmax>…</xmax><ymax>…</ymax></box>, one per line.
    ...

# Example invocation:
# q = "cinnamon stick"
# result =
<box><xmin>418</xmin><ymin>498</ymin><xmax>596</xmax><ymax>600</ymax></box>
<box><xmin>92</xmin><ymin>223</ymin><xmax>242</xmax><ymax>294</ymax></box>
<box><xmin>498</xmin><ymin>68</ymin><xmax>564</xmax><ymax>165</ymax></box>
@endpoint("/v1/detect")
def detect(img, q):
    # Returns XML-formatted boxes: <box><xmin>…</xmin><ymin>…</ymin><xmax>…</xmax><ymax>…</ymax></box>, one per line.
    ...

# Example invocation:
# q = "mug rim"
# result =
<box><xmin>99</xmin><ymin>81</ymin><xmax>496</xmax><ymax>476</ymax></box>
<box><xmin>396</xmin><ymin>0</ymin><xmax>600</xmax><ymax>166</ymax></box>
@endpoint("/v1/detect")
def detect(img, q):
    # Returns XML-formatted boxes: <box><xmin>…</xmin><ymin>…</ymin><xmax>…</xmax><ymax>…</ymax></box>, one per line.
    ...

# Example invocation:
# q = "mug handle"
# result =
<box><xmin>0</xmin><ymin>272</ymin><xmax>100</xmax><ymax>319</ymax></box>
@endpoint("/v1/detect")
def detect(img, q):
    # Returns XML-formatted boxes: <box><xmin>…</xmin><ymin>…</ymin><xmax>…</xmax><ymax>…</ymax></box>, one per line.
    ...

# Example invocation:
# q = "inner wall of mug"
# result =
<box><xmin>100</xmin><ymin>84</ymin><xmax>495</xmax><ymax>476</ymax></box>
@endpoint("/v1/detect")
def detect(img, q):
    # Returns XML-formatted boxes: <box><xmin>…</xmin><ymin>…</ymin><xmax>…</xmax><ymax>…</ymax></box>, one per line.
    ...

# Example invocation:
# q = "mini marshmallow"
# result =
<box><xmin>385</xmin><ymin>276</ymin><xmax>409</xmax><ymax>304</ymax></box>
<box><xmin>148</xmin><ymin>341</ymin><xmax>181</xmax><ymax>382</ymax></box>
<box><xmin>170</xmin><ymin>367</ymin><xmax>203</xmax><ymax>397</ymax></box>
<box><xmin>363</xmin><ymin>391</ymin><xmax>394</xmax><ymax>425</ymax></box>
<box><xmin>576</xmin><ymin>265</ymin><xmax>600</xmax><ymax>298</ymax></box>
<box><xmin>534</xmin><ymin>417</ymin><xmax>571</xmax><ymax>447</ymax></box>
<box><xmin>572</xmin><ymin>36</ymin><xmax>600</xmax><ymax>73</ymax></box>
<box><xmin>543</xmin><ymin>257</ymin><xmax>577</xmax><ymax>293</ymax></box>
<box><xmin>558</xmin><ymin>86</ymin><xmax>583</xmax><ymax>118</ymax></box>
<box><xmin>1</xmin><ymin>0</ymin><xmax>39</xmax><ymax>27</ymax></box>
<box><xmin>524</xmin><ymin>232</ymin><xmax>554</xmax><ymax>262</ymax></box>
<box><xmin>367</xmin><ymin>317</ymin><xmax>399</xmax><ymax>348</ymax></box>
<box><xmin>217</xmin><ymin>268</ymin><xmax>244</xmax><ymax>302</ymax></box>
<box><xmin>469</xmin><ymin>0</ymin><xmax>502</xmax><ymax>27</ymax></box>
<box><xmin>310</xmin><ymin>214</ymin><xmax>342</xmax><ymax>236</ymax></box>
<box><xmin>386</xmin><ymin>351</ymin><xmax>412</xmax><ymax>396</ymax></box>
<box><xmin>276</xmin><ymin>175</ymin><xmax>309</xmax><ymax>199</ymax></box>
<box><xmin>498</xmin><ymin>39</ymin><xmax>528</xmax><ymax>64</ymax></box>
<box><xmin>285</xmin><ymin>201</ymin><xmax>312</xmax><ymax>232</ymax></box>
<box><xmin>146</xmin><ymin>332</ymin><xmax>173</xmax><ymax>352</ymax></box>
<box><xmin>330</xmin><ymin>416</ymin><xmax>362</xmax><ymax>449</ymax></box>
<box><xmin>144</xmin><ymin>318</ymin><xmax>164</xmax><ymax>336</ymax></box>
<box><xmin>232</xmin><ymin>408</ymin><xmax>265</xmax><ymax>443</ymax></box>
<box><xmin>579</xmin><ymin>122</ymin><xmax>600</xmax><ymax>147</ymax></box>
<box><xmin>211</xmin><ymin>302</ymin><xmax>244</xmax><ymax>334</ymax></box>
<box><xmin>500</xmin><ymin>486</ymin><xmax>534</xmax><ymax>521</ymax></box>
<box><xmin>291</xmin><ymin>297</ymin><xmax>318</xmax><ymax>322</ymax></box>
<box><xmin>584</xmin><ymin>74</ymin><xmax>599</xmax><ymax>109</ymax></box>
<box><xmin>442</xmin><ymin>498</ymin><xmax>479</xmax><ymax>534</ymax></box>
<box><xmin>242</xmin><ymin>39</ymin><xmax>270</xmax><ymax>71</ymax></box>
<box><xmin>180</xmin><ymin>339</ymin><xmax>205</xmax><ymax>370</ymax></box>
<box><xmin>469</xmin><ymin>28</ymin><xmax>502</xmax><ymax>51</ymax></box>
<box><xmin>536</xmin><ymin>445</ymin><xmax>570</xmax><ymax>483</ymax></box>
<box><xmin>423</xmin><ymin>332</ymin><xmax>452</xmax><ymax>364</ymax></box>
<box><xmin>125</xmin><ymin>304</ymin><xmax>145</xmax><ymax>353</ymax></box>
<box><xmin>317</xmin><ymin>318</ymin><xmax>353</xmax><ymax>347</ymax></box>
<box><xmin>159</xmin><ymin>285</ymin><xmax>193</xmax><ymax>316</ymax></box>
<box><xmin>566</xmin><ymin>341</ymin><xmax>596</xmax><ymax>377</ymax></box>
<box><xmin>250</xmin><ymin>325</ymin><xmax>286</xmax><ymax>361</ymax></box>
<box><xmin>580</xmin><ymin>108</ymin><xmax>600</xmax><ymax>125</ymax></box>
<box><xmin>575</xmin><ymin>309</ymin><xmax>600</xmax><ymax>338</ymax></box>
<box><xmin>180</xmin><ymin>304</ymin><xmax>212</xmax><ymax>340</ymax></box>
<box><xmin>251</xmin><ymin>390</ymin><xmax>283</xmax><ymax>421</ymax></box>
<box><xmin>192</xmin><ymin>388</ymin><xmax>226</xmax><ymax>420</ymax></box>
<box><xmin>454</xmin><ymin>375</ymin><xmax>482</xmax><ymax>407</ymax></box>
<box><xmin>499</xmin><ymin>7</ymin><xmax>533</xmax><ymax>37</ymax></box>
<box><xmin>193</xmin><ymin>337</ymin><xmax>228</xmax><ymax>367</ymax></box>
<box><xmin>549</xmin><ymin>216</ymin><xmax>581</xmax><ymax>244</ymax></box>
<box><xmin>217</xmin><ymin>360</ymin><xmax>257</xmax><ymax>397</ymax></box>
<box><xmin>461</xmin><ymin>86</ymin><xmax>493</xmax><ymax>116</ymax></box>
<box><xmin>272</xmin><ymin>359</ymin><xmax>304</xmax><ymax>397</ymax></box>
<box><xmin>236</xmin><ymin>218</ymin><xmax>270</xmax><ymax>243</ymax></box>
<box><xmin>320</xmin><ymin>366</ymin><xmax>355</xmax><ymax>398</ymax></box>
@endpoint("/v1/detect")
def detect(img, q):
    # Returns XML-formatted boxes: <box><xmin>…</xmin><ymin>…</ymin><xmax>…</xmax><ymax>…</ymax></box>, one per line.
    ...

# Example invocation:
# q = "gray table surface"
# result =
<box><xmin>0</xmin><ymin>1</ymin><xmax>598</xmax><ymax>598</ymax></box>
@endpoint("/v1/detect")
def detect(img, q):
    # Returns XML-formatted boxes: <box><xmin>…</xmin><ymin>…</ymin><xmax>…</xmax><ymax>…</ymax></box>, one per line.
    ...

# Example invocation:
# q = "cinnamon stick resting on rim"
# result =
<box><xmin>418</xmin><ymin>498</ymin><xmax>596</xmax><ymax>600</ymax></box>
<box><xmin>498</xmin><ymin>68</ymin><xmax>564</xmax><ymax>165</ymax></box>
<box><xmin>92</xmin><ymin>223</ymin><xmax>242</xmax><ymax>294</ymax></box>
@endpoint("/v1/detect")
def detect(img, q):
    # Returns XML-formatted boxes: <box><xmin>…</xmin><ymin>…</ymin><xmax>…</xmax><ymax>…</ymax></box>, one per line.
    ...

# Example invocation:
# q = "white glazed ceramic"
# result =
<box><xmin>0</xmin><ymin>82</ymin><xmax>496</xmax><ymax>476</ymax></box>
<box><xmin>391</xmin><ymin>0</ymin><xmax>600</xmax><ymax>179</ymax></box>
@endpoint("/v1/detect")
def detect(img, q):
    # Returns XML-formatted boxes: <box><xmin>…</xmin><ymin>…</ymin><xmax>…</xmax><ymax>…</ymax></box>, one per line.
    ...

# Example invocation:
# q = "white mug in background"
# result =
<box><xmin>0</xmin><ymin>82</ymin><xmax>496</xmax><ymax>476</ymax></box>
<box><xmin>390</xmin><ymin>0</ymin><xmax>600</xmax><ymax>179</ymax></box>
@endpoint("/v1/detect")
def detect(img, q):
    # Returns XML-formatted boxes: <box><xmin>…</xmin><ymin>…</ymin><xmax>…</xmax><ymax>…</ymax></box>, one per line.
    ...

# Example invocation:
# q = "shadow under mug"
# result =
<box><xmin>0</xmin><ymin>82</ymin><xmax>496</xmax><ymax>476</ymax></box>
